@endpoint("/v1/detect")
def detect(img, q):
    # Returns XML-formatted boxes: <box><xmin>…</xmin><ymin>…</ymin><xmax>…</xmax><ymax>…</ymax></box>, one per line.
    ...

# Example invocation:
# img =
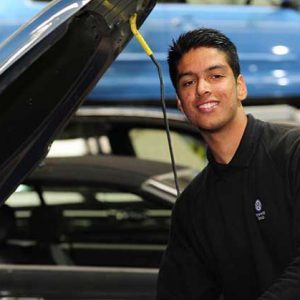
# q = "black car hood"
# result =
<box><xmin>0</xmin><ymin>0</ymin><xmax>156</xmax><ymax>203</ymax></box>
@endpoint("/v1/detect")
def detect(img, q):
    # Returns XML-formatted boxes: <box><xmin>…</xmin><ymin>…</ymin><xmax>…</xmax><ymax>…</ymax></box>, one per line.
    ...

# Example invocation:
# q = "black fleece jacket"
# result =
<box><xmin>157</xmin><ymin>115</ymin><xmax>300</xmax><ymax>300</ymax></box>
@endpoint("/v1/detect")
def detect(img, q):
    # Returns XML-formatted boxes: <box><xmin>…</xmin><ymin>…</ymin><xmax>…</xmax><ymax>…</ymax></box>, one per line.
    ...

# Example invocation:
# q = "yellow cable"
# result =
<box><xmin>129</xmin><ymin>14</ymin><xmax>153</xmax><ymax>57</ymax></box>
<box><xmin>129</xmin><ymin>13</ymin><xmax>180</xmax><ymax>196</ymax></box>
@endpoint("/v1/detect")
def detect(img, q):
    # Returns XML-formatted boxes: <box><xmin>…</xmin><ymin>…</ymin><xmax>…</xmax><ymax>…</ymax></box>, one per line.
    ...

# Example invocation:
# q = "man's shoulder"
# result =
<box><xmin>176</xmin><ymin>166</ymin><xmax>209</xmax><ymax>207</ymax></box>
<box><xmin>259</xmin><ymin>119</ymin><xmax>300</xmax><ymax>150</ymax></box>
<box><xmin>256</xmin><ymin>118</ymin><xmax>300</xmax><ymax>172</ymax></box>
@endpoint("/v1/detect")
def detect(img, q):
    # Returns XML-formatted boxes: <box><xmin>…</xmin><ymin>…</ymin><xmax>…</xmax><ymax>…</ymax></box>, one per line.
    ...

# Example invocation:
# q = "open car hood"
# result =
<box><xmin>0</xmin><ymin>0</ymin><xmax>156</xmax><ymax>204</ymax></box>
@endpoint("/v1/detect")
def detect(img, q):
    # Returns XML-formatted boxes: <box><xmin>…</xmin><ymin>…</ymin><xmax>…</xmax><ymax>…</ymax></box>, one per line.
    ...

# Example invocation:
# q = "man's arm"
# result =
<box><xmin>257</xmin><ymin>248</ymin><xmax>300</xmax><ymax>299</ymax></box>
<box><xmin>258</xmin><ymin>129</ymin><xmax>300</xmax><ymax>299</ymax></box>
<box><xmin>156</xmin><ymin>190</ymin><xmax>221</xmax><ymax>300</ymax></box>
<box><xmin>257</xmin><ymin>186</ymin><xmax>300</xmax><ymax>300</ymax></box>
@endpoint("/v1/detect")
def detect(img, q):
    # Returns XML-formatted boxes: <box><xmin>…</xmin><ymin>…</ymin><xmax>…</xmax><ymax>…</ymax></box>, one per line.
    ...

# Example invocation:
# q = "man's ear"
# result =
<box><xmin>177</xmin><ymin>96</ymin><xmax>184</xmax><ymax>113</ymax></box>
<box><xmin>237</xmin><ymin>74</ymin><xmax>247</xmax><ymax>102</ymax></box>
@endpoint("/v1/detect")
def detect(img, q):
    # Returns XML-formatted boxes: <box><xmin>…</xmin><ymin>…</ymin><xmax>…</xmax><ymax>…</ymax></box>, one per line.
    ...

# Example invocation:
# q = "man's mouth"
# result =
<box><xmin>196</xmin><ymin>101</ymin><xmax>218</xmax><ymax>112</ymax></box>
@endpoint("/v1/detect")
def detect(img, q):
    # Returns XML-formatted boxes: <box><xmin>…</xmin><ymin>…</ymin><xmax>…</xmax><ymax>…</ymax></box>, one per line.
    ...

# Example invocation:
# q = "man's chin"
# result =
<box><xmin>197</xmin><ymin>122</ymin><xmax>225</xmax><ymax>134</ymax></box>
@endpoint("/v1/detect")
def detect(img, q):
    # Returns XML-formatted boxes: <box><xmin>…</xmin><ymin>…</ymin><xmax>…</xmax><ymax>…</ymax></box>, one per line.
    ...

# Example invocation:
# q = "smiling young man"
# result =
<box><xmin>156</xmin><ymin>28</ymin><xmax>300</xmax><ymax>300</ymax></box>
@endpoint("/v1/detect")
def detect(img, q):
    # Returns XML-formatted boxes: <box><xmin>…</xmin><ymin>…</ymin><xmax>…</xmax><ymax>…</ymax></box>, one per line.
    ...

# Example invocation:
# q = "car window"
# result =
<box><xmin>129</xmin><ymin>128</ymin><xmax>207</xmax><ymax>169</ymax></box>
<box><xmin>6</xmin><ymin>185</ymin><xmax>85</xmax><ymax>208</ymax></box>
<box><xmin>95</xmin><ymin>192</ymin><xmax>143</xmax><ymax>203</ymax></box>
<box><xmin>7</xmin><ymin>184</ymin><xmax>171</xmax><ymax>212</ymax></box>
<box><xmin>47</xmin><ymin>123</ymin><xmax>208</xmax><ymax>170</ymax></box>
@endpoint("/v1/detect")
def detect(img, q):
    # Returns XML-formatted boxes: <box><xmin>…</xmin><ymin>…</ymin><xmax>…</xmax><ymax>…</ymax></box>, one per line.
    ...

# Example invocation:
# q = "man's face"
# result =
<box><xmin>176</xmin><ymin>47</ymin><xmax>247</xmax><ymax>133</ymax></box>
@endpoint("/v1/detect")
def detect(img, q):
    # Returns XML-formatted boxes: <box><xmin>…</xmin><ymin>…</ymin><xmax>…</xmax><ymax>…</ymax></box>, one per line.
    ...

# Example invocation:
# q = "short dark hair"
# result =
<box><xmin>168</xmin><ymin>28</ymin><xmax>241</xmax><ymax>90</ymax></box>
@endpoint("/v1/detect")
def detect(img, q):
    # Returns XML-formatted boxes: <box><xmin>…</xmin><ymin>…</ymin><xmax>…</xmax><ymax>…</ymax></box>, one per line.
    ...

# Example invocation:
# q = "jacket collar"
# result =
<box><xmin>207</xmin><ymin>114</ymin><xmax>263</xmax><ymax>171</ymax></box>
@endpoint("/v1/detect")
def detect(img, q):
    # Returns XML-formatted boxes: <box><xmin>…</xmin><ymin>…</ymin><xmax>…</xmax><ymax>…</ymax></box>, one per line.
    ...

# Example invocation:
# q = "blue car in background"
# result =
<box><xmin>1</xmin><ymin>0</ymin><xmax>300</xmax><ymax>106</ymax></box>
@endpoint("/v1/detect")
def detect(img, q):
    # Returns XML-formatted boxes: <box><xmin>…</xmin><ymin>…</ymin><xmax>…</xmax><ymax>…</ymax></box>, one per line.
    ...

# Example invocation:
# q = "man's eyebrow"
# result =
<box><xmin>177</xmin><ymin>71</ymin><xmax>194</xmax><ymax>81</ymax></box>
<box><xmin>177</xmin><ymin>64</ymin><xmax>227</xmax><ymax>81</ymax></box>
<box><xmin>208</xmin><ymin>64</ymin><xmax>227</xmax><ymax>71</ymax></box>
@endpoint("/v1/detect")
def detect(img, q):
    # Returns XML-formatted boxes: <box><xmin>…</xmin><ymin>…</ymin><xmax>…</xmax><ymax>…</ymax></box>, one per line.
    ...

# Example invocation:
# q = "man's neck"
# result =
<box><xmin>202</xmin><ymin>112</ymin><xmax>248</xmax><ymax>165</ymax></box>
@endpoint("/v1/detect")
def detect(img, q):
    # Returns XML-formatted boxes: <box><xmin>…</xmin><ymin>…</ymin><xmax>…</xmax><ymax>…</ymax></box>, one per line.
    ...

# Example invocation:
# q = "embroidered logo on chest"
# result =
<box><xmin>254</xmin><ymin>199</ymin><xmax>266</xmax><ymax>221</ymax></box>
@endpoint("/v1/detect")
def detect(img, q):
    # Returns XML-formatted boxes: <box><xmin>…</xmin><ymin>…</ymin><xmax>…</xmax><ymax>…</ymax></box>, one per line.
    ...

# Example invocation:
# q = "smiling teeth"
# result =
<box><xmin>198</xmin><ymin>102</ymin><xmax>217</xmax><ymax>109</ymax></box>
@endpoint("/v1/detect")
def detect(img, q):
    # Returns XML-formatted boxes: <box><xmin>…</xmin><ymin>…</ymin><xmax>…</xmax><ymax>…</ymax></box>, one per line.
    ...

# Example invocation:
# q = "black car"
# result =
<box><xmin>0</xmin><ymin>0</ymin><xmax>161</xmax><ymax>299</ymax></box>
<box><xmin>4</xmin><ymin>155</ymin><xmax>197</xmax><ymax>268</ymax></box>
<box><xmin>0</xmin><ymin>155</ymin><xmax>198</xmax><ymax>299</ymax></box>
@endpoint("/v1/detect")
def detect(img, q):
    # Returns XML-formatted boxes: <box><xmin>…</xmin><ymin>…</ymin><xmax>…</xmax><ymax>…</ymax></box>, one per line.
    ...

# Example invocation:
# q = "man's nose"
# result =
<box><xmin>196</xmin><ymin>78</ymin><xmax>210</xmax><ymax>97</ymax></box>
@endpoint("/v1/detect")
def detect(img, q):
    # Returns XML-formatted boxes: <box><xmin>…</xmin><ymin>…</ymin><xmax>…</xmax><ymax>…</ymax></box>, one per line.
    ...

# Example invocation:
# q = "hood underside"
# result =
<box><xmin>0</xmin><ymin>0</ymin><xmax>156</xmax><ymax>204</ymax></box>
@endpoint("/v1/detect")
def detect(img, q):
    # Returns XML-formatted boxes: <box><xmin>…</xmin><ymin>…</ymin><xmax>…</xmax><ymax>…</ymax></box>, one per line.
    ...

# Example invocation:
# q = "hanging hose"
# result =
<box><xmin>129</xmin><ymin>14</ymin><xmax>181</xmax><ymax>197</ymax></box>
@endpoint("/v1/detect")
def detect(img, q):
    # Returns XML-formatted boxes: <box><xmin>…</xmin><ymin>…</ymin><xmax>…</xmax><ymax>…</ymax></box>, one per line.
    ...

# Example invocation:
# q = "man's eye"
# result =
<box><xmin>211</xmin><ymin>74</ymin><xmax>223</xmax><ymax>80</ymax></box>
<box><xmin>182</xmin><ymin>80</ymin><xmax>194</xmax><ymax>87</ymax></box>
